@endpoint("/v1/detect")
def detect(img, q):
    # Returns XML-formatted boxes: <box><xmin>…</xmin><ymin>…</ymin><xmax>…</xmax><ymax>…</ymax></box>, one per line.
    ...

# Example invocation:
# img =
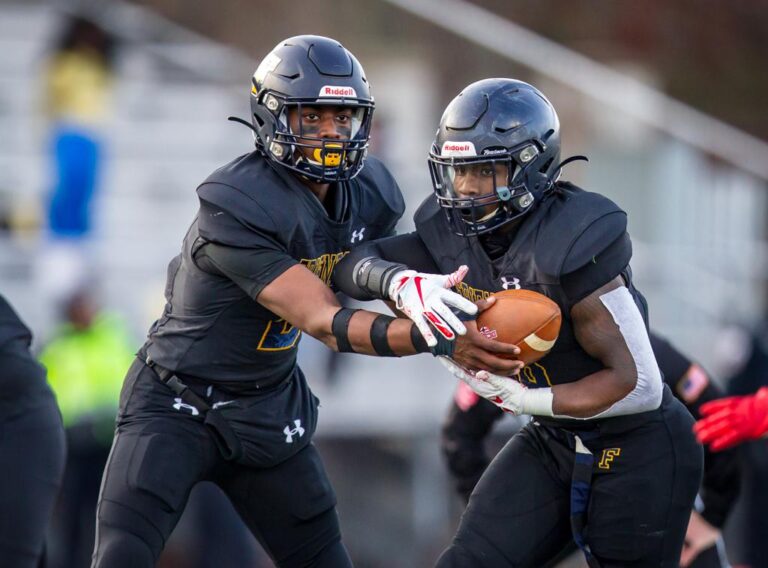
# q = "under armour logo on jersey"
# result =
<box><xmin>500</xmin><ymin>276</ymin><xmax>521</xmax><ymax>290</ymax></box>
<box><xmin>283</xmin><ymin>419</ymin><xmax>305</xmax><ymax>443</ymax></box>
<box><xmin>351</xmin><ymin>227</ymin><xmax>366</xmax><ymax>243</ymax></box>
<box><xmin>172</xmin><ymin>398</ymin><xmax>199</xmax><ymax>416</ymax></box>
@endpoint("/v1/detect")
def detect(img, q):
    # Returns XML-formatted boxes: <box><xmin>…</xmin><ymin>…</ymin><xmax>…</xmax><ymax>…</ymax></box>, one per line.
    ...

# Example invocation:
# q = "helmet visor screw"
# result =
<box><xmin>269</xmin><ymin>141</ymin><xmax>284</xmax><ymax>158</ymax></box>
<box><xmin>519</xmin><ymin>146</ymin><xmax>536</xmax><ymax>163</ymax></box>
<box><xmin>266</xmin><ymin>95</ymin><xmax>279</xmax><ymax>112</ymax></box>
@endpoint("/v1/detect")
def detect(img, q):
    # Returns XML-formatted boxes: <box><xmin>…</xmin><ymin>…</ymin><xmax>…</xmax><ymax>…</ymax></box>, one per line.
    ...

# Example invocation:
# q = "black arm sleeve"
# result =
<box><xmin>651</xmin><ymin>333</ymin><xmax>742</xmax><ymax>528</ymax></box>
<box><xmin>196</xmin><ymin>242</ymin><xmax>298</xmax><ymax>300</ymax></box>
<box><xmin>332</xmin><ymin>231</ymin><xmax>439</xmax><ymax>300</ymax></box>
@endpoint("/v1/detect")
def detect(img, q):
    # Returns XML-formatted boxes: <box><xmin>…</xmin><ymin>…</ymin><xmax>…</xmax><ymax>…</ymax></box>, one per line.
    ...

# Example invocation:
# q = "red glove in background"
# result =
<box><xmin>694</xmin><ymin>387</ymin><xmax>768</xmax><ymax>451</ymax></box>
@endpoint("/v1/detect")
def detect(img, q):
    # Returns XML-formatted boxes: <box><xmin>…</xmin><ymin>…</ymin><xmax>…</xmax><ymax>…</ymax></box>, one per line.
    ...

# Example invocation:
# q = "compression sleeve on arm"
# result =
<box><xmin>332</xmin><ymin>232</ymin><xmax>439</xmax><ymax>300</ymax></box>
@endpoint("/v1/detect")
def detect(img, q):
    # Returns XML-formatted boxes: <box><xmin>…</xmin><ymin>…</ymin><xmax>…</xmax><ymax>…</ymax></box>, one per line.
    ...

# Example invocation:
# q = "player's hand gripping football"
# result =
<box><xmin>449</xmin><ymin>297</ymin><xmax>524</xmax><ymax>376</ymax></box>
<box><xmin>693</xmin><ymin>386</ymin><xmax>768</xmax><ymax>451</ymax></box>
<box><xmin>438</xmin><ymin>357</ymin><xmax>535</xmax><ymax>416</ymax></box>
<box><xmin>388</xmin><ymin>265</ymin><xmax>477</xmax><ymax>347</ymax></box>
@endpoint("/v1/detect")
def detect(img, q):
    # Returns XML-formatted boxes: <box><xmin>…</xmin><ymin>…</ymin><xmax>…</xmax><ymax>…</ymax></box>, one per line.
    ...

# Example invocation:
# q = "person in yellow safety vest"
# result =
<box><xmin>40</xmin><ymin>291</ymin><xmax>134</xmax><ymax>434</ymax></box>
<box><xmin>39</xmin><ymin>289</ymin><xmax>136</xmax><ymax>568</ymax></box>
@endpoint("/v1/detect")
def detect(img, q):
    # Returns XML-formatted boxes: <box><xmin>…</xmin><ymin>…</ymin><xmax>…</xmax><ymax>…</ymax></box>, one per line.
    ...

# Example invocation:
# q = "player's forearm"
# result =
<box><xmin>339</xmin><ymin>310</ymin><xmax>421</xmax><ymax>355</ymax></box>
<box><xmin>300</xmin><ymin>304</ymin><xmax>422</xmax><ymax>356</ymax></box>
<box><xmin>551</xmin><ymin>369</ymin><xmax>636</xmax><ymax>418</ymax></box>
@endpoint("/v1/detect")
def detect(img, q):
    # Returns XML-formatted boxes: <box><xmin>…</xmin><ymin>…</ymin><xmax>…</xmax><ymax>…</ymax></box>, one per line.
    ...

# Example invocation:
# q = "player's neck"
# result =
<box><xmin>479</xmin><ymin>217</ymin><xmax>523</xmax><ymax>259</ymax></box>
<box><xmin>302</xmin><ymin>179</ymin><xmax>331</xmax><ymax>203</ymax></box>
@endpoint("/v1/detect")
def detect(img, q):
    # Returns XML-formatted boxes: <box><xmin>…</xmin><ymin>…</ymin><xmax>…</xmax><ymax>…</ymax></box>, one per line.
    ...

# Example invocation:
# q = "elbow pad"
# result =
<box><xmin>333</xmin><ymin>247</ymin><xmax>406</xmax><ymax>301</ymax></box>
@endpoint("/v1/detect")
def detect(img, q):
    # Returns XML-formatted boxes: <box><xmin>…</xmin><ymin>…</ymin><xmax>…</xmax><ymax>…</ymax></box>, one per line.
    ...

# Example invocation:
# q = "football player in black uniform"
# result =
<box><xmin>0</xmin><ymin>294</ymin><xmax>66</xmax><ymax>567</ymax></box>
<box><xmin>442</xmin><ymin>332</ymin><xmax>739</xmax><ymax>568</ymax></box>
<box><xmin>91</xmin><ymin>37</ymin><xmax>518</xmax><ymax>568</ymax></box>
<box><xmin>334</xmin><ymin>78</ymin><xmax>704</xmax><ymax>566</ymax></box>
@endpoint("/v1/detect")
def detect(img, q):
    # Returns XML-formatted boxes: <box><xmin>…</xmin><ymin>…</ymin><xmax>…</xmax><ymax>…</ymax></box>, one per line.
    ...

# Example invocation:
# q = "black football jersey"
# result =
<box><xmin>415</xmin><ymin>183</ymin><xmax>640</xmax><ymax>389</ymax></box>
<box><xmin>144</xmin><ymin>151</ymin><xmax>404</xmax><ymax>386</ymax></box>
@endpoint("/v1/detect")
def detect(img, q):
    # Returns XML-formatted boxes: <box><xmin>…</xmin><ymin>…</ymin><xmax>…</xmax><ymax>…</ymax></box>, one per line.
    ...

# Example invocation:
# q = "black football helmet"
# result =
<box><xmin>250</xmin><ymin>35</ymin><xmax>374</xmax><ymax>182</ymax></box>
<box><xmin>428</xmin><ymin>78</ymin><xmax>561</xmax><ymax>236</ymax></box>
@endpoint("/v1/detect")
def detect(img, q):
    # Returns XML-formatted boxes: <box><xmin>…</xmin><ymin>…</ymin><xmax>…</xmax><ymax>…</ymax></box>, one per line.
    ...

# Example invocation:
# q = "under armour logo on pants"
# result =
<box><xmin>284</xmin><ymin>419</ymin><xmax>305</xmax><ymax>443</ymax></box>
<box><xmin>172</xmin><ymin>398</ymin><xmax>199</xmax><ymax>416</ymax></box>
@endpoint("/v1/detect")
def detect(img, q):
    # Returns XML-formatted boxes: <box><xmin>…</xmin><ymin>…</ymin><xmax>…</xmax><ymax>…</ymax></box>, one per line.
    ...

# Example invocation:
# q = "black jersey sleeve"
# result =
<box><xmin>194</xmin><ymin>181</ymin><xmax>300</xmax><ymax>298</ymax></box>
<box><xmin>537</xmin><ymin>188</ymin><xmax>631</xmax><ymax>304</ymax></box>
<box><xmin>560</xmin><ymin>231</ymin><xmax>632</xmax><ymax>303</ymax></box>
<box><xmin>332</xmin><ymin>231</ymin><xmax>439</xmax><ymax>300</ymax></box>
<box><xmin>195</xmin><ymin>241</ymin><xmax>298</xmax><ymax>300</ymax></box>
<box><xmin>197</xmin><ymin>182</ymin><xmax>286</xmax><ymax>248</ymax></box>
<box><xmin>650</xmin><ymin>333</ymin><xmax>742</xmax><ymax>528</ymax></box>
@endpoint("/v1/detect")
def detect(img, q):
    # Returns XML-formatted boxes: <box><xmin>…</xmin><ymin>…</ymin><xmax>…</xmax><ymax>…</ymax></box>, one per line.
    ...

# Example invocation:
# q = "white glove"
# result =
<box><xmin>438</xmin><ymin>357</ymin><xmax>554</xmax><ymax>416</ymax></box>
<box><xmin>388</xmin><ymin>265</ymin><xmax>477</xmax><ymax>347</ymax></box>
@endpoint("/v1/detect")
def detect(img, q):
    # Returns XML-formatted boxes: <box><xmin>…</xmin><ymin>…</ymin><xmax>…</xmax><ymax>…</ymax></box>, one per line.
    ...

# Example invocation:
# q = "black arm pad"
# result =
<box><xmin>370</xmin><ymin>314</ymin><xmax>397</xmax><ymax>357</ymax></box>
<box><xmin>353</xmin><ymin>257</ymin><xmax>408</xmax><ymax>300</ymax></box>
<box><xmin>332</xmin><ymin>308</ymin><xmax>360</xmax><ymax>353</ymax></box>
<box><xmin>333</xmin><ymin>232</ymin><xmax>439</xmax><ymax>300</ymax></box>
<box><xmin>333</xmin><ymin>245</ymin><xmax>389</xmax><ymax>301</ymax></box>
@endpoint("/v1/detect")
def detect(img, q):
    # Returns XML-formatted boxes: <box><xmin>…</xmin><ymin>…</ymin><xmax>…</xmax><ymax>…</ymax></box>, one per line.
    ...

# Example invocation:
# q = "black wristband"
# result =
<box><xmin>353</xmin><ymin>257</ymin><xmax>408</xmax><ymax>300</ymax></box>
<box><xmin>410</xmin><ymin>324</ymin><xmax>430</xmax><ymax>353</ymax></box>
<box><xmin>332</xmin><ymin>308</ymin><xmax>360</xmax><ymax>353</ymax></box>
<box><xmin>410</xmin><ymin>322</ymin><xmax>456</xmax><ymax>357</ymax></box>
<box><xmin>370</xmin><ymin>314</ymin><xmax>397</xmax><ymax>357</ymax></box>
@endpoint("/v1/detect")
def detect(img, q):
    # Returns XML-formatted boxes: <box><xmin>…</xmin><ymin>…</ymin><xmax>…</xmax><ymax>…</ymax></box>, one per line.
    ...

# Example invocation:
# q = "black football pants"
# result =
<box><xmin>92</xmin><ymin>359</ymin><xmax>351</xmax><ymax>568</ymax></box>
<box><xmin>436</xmin><ymin>388</ymin><xmax>704</xmax><ymax>567</ymax></box>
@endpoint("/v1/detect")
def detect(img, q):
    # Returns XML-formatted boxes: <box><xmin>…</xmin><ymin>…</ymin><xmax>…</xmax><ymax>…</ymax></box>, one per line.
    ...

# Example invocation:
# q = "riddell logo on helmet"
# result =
<box><xmin>441</xmin><ymin>141</ymin><xmax>477</xmax><ymax>157</ymax></box>
<box><xmin>319</xmin><ymin>86</ymin><xmax>357</xmax><ymax>97</ymax></box>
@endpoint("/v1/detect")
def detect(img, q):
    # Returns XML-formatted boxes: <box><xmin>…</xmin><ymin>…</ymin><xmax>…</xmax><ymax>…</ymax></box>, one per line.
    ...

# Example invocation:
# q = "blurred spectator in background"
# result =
<box><xmin>0</xmin><ymin>294</ymin><xmax>66</xmax><ymax>567</ymax></box>
<box><xmin>40</xmin><ymin>288</ymin><xmax>135</xmax><ymax>568</ymax></box>
<box><xmin>38</xmin><ymin>15</ymin><xmax>116</xmax><ymax>305</ymax></box>
<box><xmin>696</xmin><ymin>323</ymin><xmax>768</xmax><ymax>568</ymax></box>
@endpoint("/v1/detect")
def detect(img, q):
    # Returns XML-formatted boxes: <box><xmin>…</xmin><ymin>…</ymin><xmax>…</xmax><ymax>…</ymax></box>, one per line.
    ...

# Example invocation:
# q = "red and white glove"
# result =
<box><xmin>694</xmin><ymin>387</ymin><xmax>768</xmax><ymax>451</ymax></box>
<box><xmin>438</xmin><ymin>357</ymin><xmax>554</xmax><ymax>416</ymax></box>
<box><xmin>388</xmin><ymin>266</ymin><xmax>476</xmax><ymax>347</ymax></box>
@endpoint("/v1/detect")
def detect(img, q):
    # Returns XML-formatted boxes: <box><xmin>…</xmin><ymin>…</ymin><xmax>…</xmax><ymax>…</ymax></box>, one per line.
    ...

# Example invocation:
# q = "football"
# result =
<box><xmin>476</xmin><ymin>290</ymin><xmax>562</xmax><ymax>365</ymax></box>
